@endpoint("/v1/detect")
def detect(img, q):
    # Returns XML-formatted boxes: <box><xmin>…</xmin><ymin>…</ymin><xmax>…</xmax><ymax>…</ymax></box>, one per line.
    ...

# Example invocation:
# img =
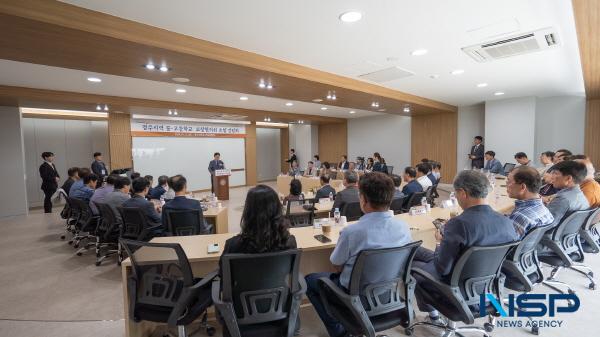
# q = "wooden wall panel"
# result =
<box><xmin>108</xmin><ymin>113</ymin><xmax>132</xmax><ymax>170</ymax></box>
<box><xmin>585</xmin><ymin>99</ymin><xmax>600</xmax><ymax>169</ymax></box>
<box><xmin>573</xmin><ymin>0</ymin><xmax>600</xmax><ymax>99</ymax></box>
<box><xmin>411</xmin><ymin>112</ymin><xmax>457</xmax><ymax>184</ymax></box>
<box><xmin>280</xmin><ymin>127</ymin><xmax>289</xmax><ymax>173</ymax></box>
<box><xmin>245</xmin><ymin>123</ymin><xmax>257</xmax><ymax>186</ymax></box>
<box><xmin>318</xmin><ymin>122</ymin><xmax>348</xmax><ymax>164</ymax></box>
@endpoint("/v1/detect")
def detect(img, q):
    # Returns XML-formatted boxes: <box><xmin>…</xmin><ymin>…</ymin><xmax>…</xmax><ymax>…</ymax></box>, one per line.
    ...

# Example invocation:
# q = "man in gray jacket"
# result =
<box><xmin>545</xmin><ymin>160</ymin><xmax>590</xmax><ymax>227</ymax></box>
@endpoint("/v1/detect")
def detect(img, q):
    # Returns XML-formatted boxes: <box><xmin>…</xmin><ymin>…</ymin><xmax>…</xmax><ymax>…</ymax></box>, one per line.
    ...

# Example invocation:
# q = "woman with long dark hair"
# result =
<box><xmin>283</xmin><ymin>179</ymin><xmax>304</xmax><ymax>204</ymax></box>
<box><xmin>220</xmin><ymin>185</ymin><xmax>296</xmax><ymax>256</ymax></box>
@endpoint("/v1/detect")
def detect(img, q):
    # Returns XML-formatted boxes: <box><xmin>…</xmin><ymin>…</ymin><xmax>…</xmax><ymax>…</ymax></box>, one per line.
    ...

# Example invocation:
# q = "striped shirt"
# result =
<box><xmin>509</xmin><ymin>198</ymin><xmax>554</xmax><ymax>238</ymax></box>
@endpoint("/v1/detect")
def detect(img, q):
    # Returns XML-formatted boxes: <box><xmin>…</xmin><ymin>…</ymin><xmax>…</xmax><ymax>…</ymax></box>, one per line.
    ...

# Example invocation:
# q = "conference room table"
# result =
<box><xmin>122</xmin><ymin>178</ymin><xmax>514</xmax><ymax>337</ymax></box>
<box><xmin>276</xmin><ymin>175</ymin><xmax>344</xmax><ymax>196</ymax></box>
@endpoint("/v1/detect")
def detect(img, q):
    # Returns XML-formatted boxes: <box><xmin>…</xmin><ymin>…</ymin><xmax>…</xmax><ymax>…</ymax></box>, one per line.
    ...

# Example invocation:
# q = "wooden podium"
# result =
<box><xmin>213</xmin><ymin>169</ymin><xmax>231</xmax><ymax>200</ymax></box>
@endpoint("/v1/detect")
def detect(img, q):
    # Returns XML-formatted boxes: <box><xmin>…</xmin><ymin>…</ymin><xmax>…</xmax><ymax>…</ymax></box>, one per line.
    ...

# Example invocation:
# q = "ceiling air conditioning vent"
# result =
<box><xmin>462</xmin><ymin>27</ymin><xmax>559</xmax><ymax>62</ymax></box>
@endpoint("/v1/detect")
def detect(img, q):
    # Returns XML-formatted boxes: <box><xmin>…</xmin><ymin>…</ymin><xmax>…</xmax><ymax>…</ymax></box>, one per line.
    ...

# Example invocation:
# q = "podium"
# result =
<box><xmin>213</xmin><ymin>169</ymin><xmax>231</xmax><ymax>200</ymax></box>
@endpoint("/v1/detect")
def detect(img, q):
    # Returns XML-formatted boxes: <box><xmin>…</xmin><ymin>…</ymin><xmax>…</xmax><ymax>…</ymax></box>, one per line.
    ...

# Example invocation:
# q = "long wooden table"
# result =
<box><xmin>122</xmin><ymin>180</ymin><xmax>514</xmax><ymax>337</ymax></box>
<box><xmin>276</xmin><ymin>175</ymin><xmax>343</xmax><ymax>196</ymax></box>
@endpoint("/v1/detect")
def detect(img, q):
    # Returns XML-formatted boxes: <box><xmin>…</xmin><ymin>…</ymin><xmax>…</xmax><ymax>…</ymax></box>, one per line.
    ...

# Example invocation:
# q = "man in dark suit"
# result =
<box><xmin>39</xmin><ymin>152</ymin><xmax>60</xmax><ymax>213</ymax></box>
<box><xmin>122</xmin><ymin>177</ymin><xmax>164</xmax><ymax>235</ymax></box>
<box><xmin>401</xmin><ymin>166</ymin><xmax>423</xmax><ymax>197</ymax></box>
<box><xmin>412</xmin><ymin>170</ymin><xmax>518</xmax><ymax>321</ymax></box>
<box><xmin>469</xmin><ymin>136</ymin><xmax>485</xmax><ymax>169</ymax></box>
<box><xmin>161</xmin><ymin>175</ymin><xmax>211</xmax><ymax>234</ymax></box>
<box><xmin>315</xmin><ymin>175</ymin><xmax>336</xmax><ymax>200</ymax></box>
<box><xmin>91</xmin><ymin>152</ymin><xmax>108</xmax><ymax>188</ymax></box>
<box><xmin>208</xmin><ymin>152</ymin><xmax>225</xmax><ymax>193</ymax></box>
<box><xmin>332</xmin><ymin>171</ymin><xmax>359</xmax><ymax>212</ymax></box>
<box><xmin>148</xmin><ymin>175</ymin><xmax>169</xmax><ymax>200</ymax></box>
<box><xmin>338</xmin><ymin>155</ymin><xmax>349</xmax><ymax>171</ymax></box>
<box><xmin>285</xmin><ymin>149</ymin><xmax>297</xmax><ymax>168</ymax></box>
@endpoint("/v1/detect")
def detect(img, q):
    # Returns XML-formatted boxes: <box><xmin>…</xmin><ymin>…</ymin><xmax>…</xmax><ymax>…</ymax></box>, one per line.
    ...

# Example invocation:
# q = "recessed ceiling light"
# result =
<box><xmin>239</xmin><ymin>96</ymin><xmax>249</xmax><ymax>101</ymax></box>
<box><xmin>145</xmin><ymin>63</ymin><xmax>155</xmax><ymax>70</ymax></box>
<box><xmin>403</xmin><ymin>107</ymin><xmax>410</xmax><ymax>113</ymax></box>
<box><xmin>103</xmin><ymin>105</ymin><xmax>109</xmax><ymax>111</ymax></box>
<box><xmin>411</xmin><ymin>49</ymin><xmax>428</xmax><ymax>56</ymax></box>
<box><xmin>266</xmin><ymin>84</ymin><xmax>273</xmax><ymax>89</ymax></box>
<box><xmin>285</xmin><ymin>102</ymin><xmax>293</xmax><ymax>106</ymax></box>
<box><xmin>312</xmin><ymin>98</ymin><xmax>323</xmax><ymax>102</ymax></box>
<box><xmin>258</xmin><ymin>82</ymin><xmax>266</xmax><ymax>88</ymax></box>
<box><xmin>494</xmin><ymin>92</ymin><xmax>505</xmax><ymax>96</ymax></box>
<box><xmin>321</xmin><ymin>107</ymin><xmax>328</xmax><ymax>110</ymax></box>
<box><xmin>168</xmin><ymin>109</ymin><xmax>173</xmax><ymax>115</ymax></box>
<box><xmin>451</xmin><ymin>69</ymin><xmax>465</xmax><ymax>75</ymax></box>
<box><xmin>173</xmin><ymin>110</ymin><xmax>178</xmax><ymax>115</ymax></box>
<box><xmin>87</xmin><ymin>77</ymin><xmax>101</xmax><ymax>83</ymax></box>
<box><xmin>96</xmin><ymin>105</ymin><xmax>101</xmax><ymax>111</ymax></box>
<box><xmin>349</xmin><ymin>110</ymin><xmax>356</xmax><ymax>114</ymax></box>
<box><xmin>339</xmin><ymin>11</ymin><xmax>362</xmax><ymax>23</ymax></box>
<box><xmin>172</xmin><ymin>77</ymin><xmax>190</xmax><ymax>83</ymax></box>
<box><xmin>159</xmin><ymin>65</ymin><xmax>169</xmax><ymax>72</ymax></box>
<box><xmin>176</xmin><ymin>88</ymin><xmax>187</xmax><ymax>93</ymax></box>
<box><xmin>476</xmin><ymin>83</ymin><xmax>488</xmax><ymax>88</ymax></box>
<box><xmin>429</xmin><ymin>74</ymin><xmax>439</xmax><ymax>79</ymax></box>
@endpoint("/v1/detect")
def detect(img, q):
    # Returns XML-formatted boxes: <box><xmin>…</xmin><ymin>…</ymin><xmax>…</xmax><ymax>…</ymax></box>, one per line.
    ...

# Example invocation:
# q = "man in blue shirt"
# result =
<box><xmin>484</xmin><ymin>150</ymin><xmax>503</xmax><ymax>174</ymax></box>
<box><xmin>161</xmin><ymin>175</ymin><xmax>211</xmax><ymax>234</ymax></box>
<box><xmin>401</xmin><ymin>166</ymin><xmax>423</xmax><ymax>197</ymax></box>
<box><xmin>122</xmin><ymin>177</ymin><xmax>164</xmax><ymax>235</ymax></box>
<box><xmin>70</xmin><ymin>173</ymin><xmax>98</xmax><ymax>203</ymax></box>
<box><xmin>506</xmin><ymin>166</ymin><xmax>554</xmax><ymax>238</ymax></box>
<box><xmin>305</xmin><ymin>172</ymin><xmax>412</xmax><ymax>337</ymax></box>
<box><xmin>148</xmin><ymin>175</ymin><xmax>169</xmax><ymax>200</ymax></box>
<box><xmin>69</xmin><ymin>168</ymin><xmax>91</xmax><ymax>198</ymax></box>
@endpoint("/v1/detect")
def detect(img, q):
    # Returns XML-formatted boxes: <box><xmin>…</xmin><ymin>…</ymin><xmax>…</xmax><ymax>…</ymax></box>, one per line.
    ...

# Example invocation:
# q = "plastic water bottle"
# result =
<box><xmin>449</xmin><ymin>192</ymin><xmax>458</xmax><ymax>207</ymax></box>
<box><xmin>160</xmin><ymin>194</ymin><xmax>165</xmax><ymax>206</ymax></box>
<box><xmin>334</xmin><ymin>208</ymin><xmax>341</xmax><ymax>225</ymax></box>
<box><xmin>329</xmin><ymin>191</ymin><xmax>333</xmax><ymax>202</ymax></box>
<box><xmin>421</xmin><ymin>197</ymin><xmax>430</xmax><ymax>212</ymax></box>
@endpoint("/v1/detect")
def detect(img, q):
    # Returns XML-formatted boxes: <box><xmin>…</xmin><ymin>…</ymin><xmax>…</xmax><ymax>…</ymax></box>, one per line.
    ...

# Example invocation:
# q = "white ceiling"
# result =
<box><xmin>59</xmin><ymin>0</ymin><xmax>585</xmax><ymax>106</ymax></box>
<box><xmin>0</xmin><ymin>60</ymin><xmax>380</xmax><ymax>119</ymax></box>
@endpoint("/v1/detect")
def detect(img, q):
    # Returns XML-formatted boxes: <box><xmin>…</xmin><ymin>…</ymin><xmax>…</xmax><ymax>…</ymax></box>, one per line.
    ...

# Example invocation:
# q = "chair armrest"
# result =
<box><xmin>211</xmin><ymin>277</ymin><xmax>242</xmax><ymax>337</ymax></box>
<box><xmin>167</xmin><ymin>269</ymin><xmax>219</xmax><ymax>326</ymax></box>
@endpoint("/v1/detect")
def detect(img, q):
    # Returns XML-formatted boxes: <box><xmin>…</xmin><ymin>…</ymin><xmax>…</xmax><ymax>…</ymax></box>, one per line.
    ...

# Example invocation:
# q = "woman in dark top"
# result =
<box><xmin>283</xmin><ymin>179</ymin><xmax>304</xmax><ymax>204</ymax></box>
<box><xmin>221</xmin><ymin>185</ymin><xmax>296</xmax><ymax>261</ymax></box>
<box><xmin>365</xmin><ymin>157</ymin><xmax>374</xmax><ymax>171</ymax></box>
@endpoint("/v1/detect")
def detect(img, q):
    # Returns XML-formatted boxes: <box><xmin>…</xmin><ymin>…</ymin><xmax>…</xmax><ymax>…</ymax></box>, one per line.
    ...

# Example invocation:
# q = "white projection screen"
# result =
<box><xmin>132</xmin><ymin>137</ymin><xmax>246</xmax><ymax>191</ymax></box>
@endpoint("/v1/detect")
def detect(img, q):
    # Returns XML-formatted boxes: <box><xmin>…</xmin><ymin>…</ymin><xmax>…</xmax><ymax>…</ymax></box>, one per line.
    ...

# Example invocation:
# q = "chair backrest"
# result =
<box><xmin>120</xmin><ymin>239</ymin><xmax>194</xmax><ymax>320</ymax></box>
<box><xmin>386</xmin><ymin>165</ymin><xmax>394</xmax><ymax>175</ymax></box>
<box><xmin>549</xmin><ymin>209</ymin><xmax>595</xmax><ymax>255</ymax></box>
<box><xmin>285</xmin><ymin>201</ymin><xmax>314</xmax><ymax>227</ymax></box>
<box><xmin>348</xmin><ymin>241</ymin><xmax>422</xmax><ymax>316</ymax></box>
<box><xmin>404</xmin><ymin>191</ymin><xmax>426</xmax><ymax>210</ymax></box>
<box><xmin>503</xmin><ymin>163</ymin><xmax>516</xmax><ymax>175</ymax></box>
<box><xmin>118</xmin><ymin>206</ymin><xmax>151</xmax><ymax>240</ymax></box>
<box><xmin>390</xmin><ymin>197</ymin><xmax>406</xmax><ymax>214</ymax></box>
<box><xmin>449</xmin><ymin>242</ymin><xmax>519</xmax><ymax>305</ymax></box>
<box><xmin>94</xmin><ymin>202</ymin><xmax>121</xmax><ymax>238</ymax></box>
<box><xmin>583</xmin><ymin>207</ymin><xmax>600</xmax><ymax>231</ymax></box>
<box><xmin>70</xmin><ymin>197</ymin><xmax>95</xmax><ymax>229</ymax></box>
<box><xmin>341</xmin><ymin>201</ymin><xmax>363</xmax><ymax>221</ymax></box>
<box><xmin>503</xmin><ymin>225</ymin><xmax>548</xmax><ymax>286</ymax></box>
<box><xmin>163</xmin><ymin>208</ymin><xmax>206</xmax><ymax>236</ymax></box>
<box><xmin>220</xmin><ymin>250</ymin><xmax>302</xmax><ymax>325</ymax></box>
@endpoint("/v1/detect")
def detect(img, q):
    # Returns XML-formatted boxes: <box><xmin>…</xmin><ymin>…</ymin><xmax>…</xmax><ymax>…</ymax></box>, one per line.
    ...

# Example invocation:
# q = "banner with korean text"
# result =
<box><xmin>130</xmin><ymin>119</ymin><xmax>246</xmax><ymax>138</ymax></box>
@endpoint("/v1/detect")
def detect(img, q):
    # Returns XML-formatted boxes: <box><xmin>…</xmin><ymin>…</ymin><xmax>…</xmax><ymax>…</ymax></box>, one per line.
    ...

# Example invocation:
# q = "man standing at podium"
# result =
<box><xmin>208</xmin><ymin>152</ymin><xmax>225</xmax><ymax>193</ymax></box>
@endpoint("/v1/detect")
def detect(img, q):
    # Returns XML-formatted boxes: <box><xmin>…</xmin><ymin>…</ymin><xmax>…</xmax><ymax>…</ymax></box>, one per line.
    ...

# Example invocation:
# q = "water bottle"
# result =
<box><xmin>421</xmin><ymin>197</ymin><xmax>430</xmax><ymax>212</ymax></box>
<box><xmin>160</xmin><ymin>194</ymin><xmax>165</xmax><ymax>206</ymax></box>
<box><xmin>329</xmin><ymin>191</ymin><xmax>333</xmax><ymax>202</ymax></box>
<box><xmin>334</xmin><ymin>208</ymin><xmax>341</xmax><ymax>225</ymax></box>
<box><xmin>449</xmin><ymin>192</ymin><xmax>458</xmax><ymax>207</ymax></box>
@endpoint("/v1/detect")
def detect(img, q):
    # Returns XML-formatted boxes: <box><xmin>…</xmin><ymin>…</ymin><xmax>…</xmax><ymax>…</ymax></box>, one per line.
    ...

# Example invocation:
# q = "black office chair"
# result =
<box><xmin>69</xmin><ymin>198</ymin><xmax>100</xmax><ymax>255</ymax></box>
<box><xmin>502</xmin><ymin>163</ymin><xmax>516</xmax><ymax>175</ymax></box>
<box><xmin>163</xmin><ymin>208</ymin><xmax>212</xmax><ymax>235</ymax></box>
<box><xmin>212</xmin><ymin>250</ymin><xmax>306</xmax><ymax>337</ymax></box>
<box><xmin>538</xmin><ymin>209</ymin><xmax>597</xmax><ymax>292</ymax></box>
<box><xmin>407</xmin><ymin>241</ymin><xmax>519</xmax><ymax>337</ymax></box>
<box><xmin>341</xmin><ymin>201</ymin><xmax>363</xmax><ymax>222</ymax></box>
<box><xmin>285</xmin><ymin>200</ymin><xmax>315</xmax><ymax>227</ymax></box>
<box><xmin>93</xmin><ymin>202</ymin><xmax>122</xmax><ymax>266</ymax></box>
<box><xmin>424</xmin><ymin>186</ymin><xmax>435</xmax><ymax>206</ymax></box>
<box><xmin>117</xmin><ymin>206</ymin><xmax>163</xmax><ymax>242</ymax></box>
<box><xmin>390</xmin><ymin>196</ymin><xmax>407</xmax><ymax>214</ymax></box>
<box><xmin>402</xmin><ymin>191</ymin><xmax>427</xmax><ymax>213</ymax></box>
<box><xmin>60</xmin><ymin>192</ymin><xmax>78</xmax><ymax>241</ymax></box>
<box><xmin>431</xmin><ymin>183</ymin><xmax>440</xmax><ymax>200</ymax></box>
<box><xmin>120</xmin><ymin>239</ymin><xmax>216</xmax><ymax>337</ymax></box>
<box><xmin>386</xmin><ymin>165</ymin><xmax>394</xmax><ymax>175</ymax></box>
<box><xmin>317</xmin><ymin>241</ymin><xmax>422</xmax><ymax>337</ymax></box>
<box><xmin>580</xmin><ymin>207</ymin><xmax>600</xmax><ymax>254</ymax></box>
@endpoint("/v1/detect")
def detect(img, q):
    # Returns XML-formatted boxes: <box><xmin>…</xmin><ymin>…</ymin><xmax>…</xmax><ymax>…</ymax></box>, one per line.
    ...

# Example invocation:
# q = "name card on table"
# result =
<box><xmin>215</xmin><ymin>169</ymin><xmax>231</xmax><ymax>176</ymax></box>
<box><xmin>409</xmin><ymin>206</ymin><xmax>428</xmax><ymax>216</ymax></box>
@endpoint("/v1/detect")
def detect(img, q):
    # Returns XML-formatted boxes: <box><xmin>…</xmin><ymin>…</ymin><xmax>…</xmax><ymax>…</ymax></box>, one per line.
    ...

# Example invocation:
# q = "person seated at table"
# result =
<box><xmin>130</xmin><ymin>171</ymin><xmax>141</xmax><ymax>180</ymax></box>
<box><xmin>391</xmin><ymin>174</ymin><xmax>406</xmax><ymax>199</ymax></box>
<box><xmin>122</xmin><ymin>177</ymin><xmax>164</xmax><ymax>235</ymax></box>
<box><xmin>161</xmin><ymin>174</ymin><xmax>211</xmax><ymax>234</ymax></box>
<box><xmin>148</xmin><ymin>175</ymin><xmax>169</xmax><ymax>200</ymax></box>
<box><xmin>313</xmin><ymin>154</ymin><xmax>321</xmax><ymax>169</ymax></box>
<box><xmin>553</xmin><ymin>149</ymin><xmax>572</xmax><ymax>164</ymax></box>
<box><xmin>416</xmin><ymin>163</ymin><xmax>433</xmax><ymax>190</ymax></box>
<box><xmin>69</xmin><ymin>167</ymin><xmax>91</xmax><ymax>198</ymax></box>
<box><xmin>348</xmin><ymin>162</ymin><xmax>356</xmax><ymax>172</ymax></box>
<box><xmin>431</xmin><ymin>161</ymin><xmax>442</xmax><ymax>183</ymax></box>
<box><xmin>572</xmin><ymin>156</ymin><xmax>600</xmax><ymax>207</ymax></box>
<box><xmin>543</xmin><ymin>160</ymin><xmax>589</xmax><ymax>228</ymax></box>
<box><xmin>356</xmin><ymin>156</ymin><xmax>365</xmax><ymax>171</ymax></box>
<box><xmin>319</xmin><ymin>161</ymin><xmax>331</xmax><ymax>177</ymax></box>
<box><xmin>338</xmin><ymin>155</ymin><xmax>349</xmax><ymax>171</ymax></box>
<box><xmin>514</xmin><ymin>152</ymin><xmax>533</xmax><ymax>167</ymax></box>
<box><xmin>304</xmin><ymin>161</ymin><xmax>317</xmax><ymax>176</ymax></box>
<box><xmin>144</xmin><ymin>175</ymin><xmax>154</xmax><ymax>191</ymax></box>
<box><xmin>539</xmin><ymin>151</ymin><xmax>555</xmax><ymax>175</ymax></box>
<box><xmin>411</xmin><ymin>170</ymin><xmax>518</xmax><ymax>322</ymax></box>
<box><xmin>365</xmin><ymin>157</ymin><xmax>374</xmax><ymax>171</ymax></box>
<box><xmin>332</xmin><ymin>172</ymin><xmax>359</xmax><ymax>212</ymax></box>
<box><xmin>70</xmin><ymin>173</ymin><xmax>98</xmax><ymax>203</ymax></box>
<box><xmin>61</xmin><ymin>166</ymin><xmax>79</xmax><ymax>195</ymax></box>
<box><xmin>484</xmin><ymin>151</ymin><xmax>503</xmax><ymax>174</ymax></box>
<box><xmin>104</xmin><ymin>176</ymin><xmax>131</xmax><ymax>223</ymax></box>
<box><xmin>425</xmin><ymin>162</ymin><xmax>438</xmax><ymax>185</ymax></box>
<box><xmin>283</xmin><ymin>179</ymin><xmax>304</xmax><ymax>204</ymax></box>
<box><xmin>305</xmin><ymin>172</ymin><xmax>412</xmax><ymax>337</ymax></box>
<box><xmin>315</xmin><ymin>175</ymin><xmax>336</xmax><ymax>200</ymax></box>
<box><xmin>372</xmin><ymin>152</ymin><xmax>388</xmax><ymax>173</ymax></box>
<box><xmin>288</xmin><ymin>160</ymin><xmax>301</xmax><ymax>176</ymax></box>
<box><xmin>540</xmin><ymin>168</ymin><xmax>559</xmax><ymax>198</ymax></box>
<box><xmin>506</xmin><ymin>166</ymin><xmax>554</xmax><ymax>238</ymax></box>
<box><xmin>402</xmin><ymin>166</ymin><xmax>423</xmax><ymax>197</ymax></box>
<box><xmin>90</xmin><ymin>174</ymin><xmax>117</xmax><ymax>214</ymax></box>
<box><xmin>163</xmin><ymin>176</ymin><xmax>176</xmax><ymax>200</ymax></box>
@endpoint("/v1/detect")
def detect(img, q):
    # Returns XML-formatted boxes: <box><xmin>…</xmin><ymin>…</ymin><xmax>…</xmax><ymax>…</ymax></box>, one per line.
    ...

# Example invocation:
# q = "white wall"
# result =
<box><xmin>288</xmin><ymin>124</ymin><xmax>316</xmax><ymax>169</ymax></box>
<box><xmin>0</xmin><ymin>107</ymin><xmax>28</xmax><ymax>218</ymax></box>
<box><xmin>535</xmin><ymin>96</ymin><xmax>585</xmax><ymax>157</ymax></box>
<box><xmin>256</xmin><ymin>128</ymin><xmax>281</xmax><ymax>181</ymax></box>
<box><xmin>485</xmin><ymin>97</ymin><xmax>536</xmax><ymax>166</ymax></box>
<box><xmin>22</xmin><ymin>118</ymin><xmax>109</xmax><ymax>208</ymax></box>
<box><xmin>348</xmin><ymin>114</ymin><xmax>411</xmax><ymax>175</ymax></box>
<box><xmin>457</xmin><ymin>104</ymin><xmax>485</xmax><ymax>172</ymax></box>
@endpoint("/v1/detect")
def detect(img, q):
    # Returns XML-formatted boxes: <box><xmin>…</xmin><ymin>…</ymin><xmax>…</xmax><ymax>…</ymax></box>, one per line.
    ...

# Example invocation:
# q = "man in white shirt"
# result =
<box><xmin>416</xmin><ymin>163</ymin><xmax>433</xmax><ymax>190</ymax></box>
<box><xmin>304</xmin><ymin>161</ymin><xmax>317</xmax><ymax>176</ymax></box>
<box><xmin>515</xmin><ymin>152</ymin><xmax>533</xmax><ymax>167</ymax></box>
<box><xmin>538</xmin><ymin>151</ymin><xmax>555</xmax><ymax>175</ymax></box>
